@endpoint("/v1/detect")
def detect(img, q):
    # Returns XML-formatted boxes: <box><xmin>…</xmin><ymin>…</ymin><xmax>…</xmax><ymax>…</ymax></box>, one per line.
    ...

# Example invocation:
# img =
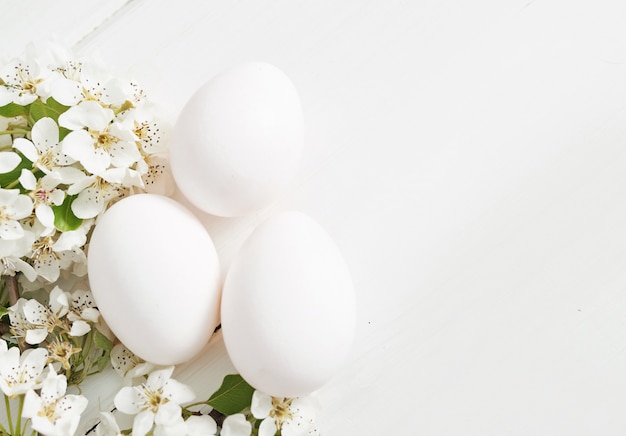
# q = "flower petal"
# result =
<box><xmin>58</xmin><ymin>105</ymin><xmax>86</xmax><ymax>131</ymax></box>
<box><xmin>132</xmin><ymin>409</ymin><xmax>155</xmax><ymax>436</ymax></box>
<box><xmin>251</xmin><ymin>391</ymin><xmax>273</xmax><ymax>419</ymax></box>
<box><xmin>22</xmin><ymin>388</ymin><xmax>43</xmax><ymax>420</ymax></box>
<box><xmin>12</xmin><ymin>194</ymin><xmax>34</xmax><ymax>219</ymax></box>
<box><xmin>221</xmin><ymin>414</ymin><xmax>251</xmax><ymax>436</ymax></box>
<box><xmin>53</xmin><ymin>230</ymin><xmax>87</xmax><ymax>252</ymax></box>
<box><xmin>96</xmin><ymin>411</ymin><xmax>122</xmax><ymax>436</ymax></box>
<box><xmin>69</xmin><ymin>320</ymin><xmax>91</xmax><ymax>337</ymax></box>
<box><xmin>0</xmin><ymin>220</ymin><xmax>24</xmax><ymax>240</ymax></box>
<box><xmin>25</xmin><ymin>328</ymin><xmax>49</xmax><ymax>345</ymax></box>
<box><xmin>154</xmin><ymin>401</ymin><xmax>181</xmax><ymax>426</ymax></box>
<box><xmin>146</xmin><ymin>367</ymin><xmax>175</xmax><ymax>391</ymax></box>
<box><xmin>31</xmin><ymin>117</ymin><xmax>59</xmax><ymax>150</ymax></box>
<box><xmin>0</xmin><ymin>151</ymin><xmax>21</xmax><ymax>173</ymax></box>
<box><xmin>87</xmin><ymin>101</ymin><xmax>115</xmax><ymax>130</ymax></box>
<box><xmin>49</xmin><ymin>76</ymin><xmax>82</xmax><ymax>106</ymax></box>
<box><xmin>258</xmin><ymin>417</ymin><xmax>278</xmax><ymax>436</ymax></box>
<box><xmin>41</xmin><ymin>366</ymin><xmax>67</xmax><ymax>401</ymax></box>
<box><xmin>71</xmin><ymin>187</ymin><xmax>106</xmax><ymax>219</ymax></box>
<box><xmin>61</xmin><ymin>129</ymin><xmax>93</xmax><ymax>162</ymax></box>
<box><xmin>12</xmin><ymin>138</ymin><xmax>38</xmax><ymax>163</ymax></box>
<box><xmin>185</xmin><ymin>415</ymin><xmax>218</xmax><ymax>435</ymax></box>
<box><xmin>23</xmin><ymin>299</ymin><xmax>48</xmax><ymax>324</ymax></box>
<box><xmin>114</xmin><ymin>386</ymin><xmax>144</xmax><ymax>415</ymax></box>
<box><xmin>18</xmin><ymin>169</ymin><xmax>37</xmax><ymax>190</ymax></box>
<box><xmin>35</xmin><ymin>203</ymin><xmax>55</xmax><ymax>229</ymax></box>
<box><xmin>163</xmin><ymin>378</ymin><xmax>195</xmax><ymax>404</ymax></box>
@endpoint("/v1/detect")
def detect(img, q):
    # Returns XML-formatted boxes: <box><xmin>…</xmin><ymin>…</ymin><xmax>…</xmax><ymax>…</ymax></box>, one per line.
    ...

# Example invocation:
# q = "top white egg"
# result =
<box><xmin>169</xmin><ymin>62</ymin><xmax>304</xmax><ymax>217</ymax></box>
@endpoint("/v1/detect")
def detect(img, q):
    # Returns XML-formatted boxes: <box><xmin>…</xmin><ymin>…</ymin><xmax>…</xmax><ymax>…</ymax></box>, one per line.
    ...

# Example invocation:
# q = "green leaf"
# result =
<box><xmin>96</xmin><ymin>351</ymin><xmax>111</xmax><ymax>372</ymax></box>
<box><xmin>207</xmin><ymin>374</ymin><xmax>255</xmax><ymax>415</ymax></box>
<box><xmin>93</xmin><ymin>328</ymin><xmax>114</xmax><ymax>353</ymax></box>
<box><xmin>52</xmin><ymin>194</ymin><xmax>83</xmax><ymax>232</ymax></box>
<box><xmin>0</xmin><ymin>306</ymin><xmax>8</xmax><ymax>319</ymax></box>
<box><xmin>0</xmin><ymin>102</ymin><xmax>30</xmax><ymax>118</ymax></box>
<box><xmin>29</xmin><ymin>97</ymin><xmax>69</xmax><ymax>123</ymax></box>
<box><xmin>28</xmin><ymin>98</ymin><xmax>71</xmax><ymax>140</ymax></box>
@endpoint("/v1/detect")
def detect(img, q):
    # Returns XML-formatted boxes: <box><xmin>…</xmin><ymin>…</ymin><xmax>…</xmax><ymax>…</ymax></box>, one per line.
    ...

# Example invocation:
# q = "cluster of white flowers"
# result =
<box><xmin>0</xmin><ymin>338</ymin><xmax>88</xmax><ymax>436</ymax></box>
<box><xmin>94</xmin><ymin>345</ymin><xmax>321</xmax><ymax>436</ymax></box>
<box><xmin>8</xmin><ymin>285</ymin><xmax>100</xmax><ymax>344</ymax></box>
<box><xmin>0</xmin><ymin>283</ymin><xmax>111</xmax><ymax>435</ymax></box>
<box><xmin>0</xmin><ymin>45</ymin><xmax>172</xmax><ymax>288</ymax></box>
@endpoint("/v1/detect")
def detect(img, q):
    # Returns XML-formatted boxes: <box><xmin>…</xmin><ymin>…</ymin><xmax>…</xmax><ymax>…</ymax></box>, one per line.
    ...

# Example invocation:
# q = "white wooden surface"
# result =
<box><xmin>5</xmin><ymin>1</ymin><xmax>626</xmax><ymax>434</ymax></box>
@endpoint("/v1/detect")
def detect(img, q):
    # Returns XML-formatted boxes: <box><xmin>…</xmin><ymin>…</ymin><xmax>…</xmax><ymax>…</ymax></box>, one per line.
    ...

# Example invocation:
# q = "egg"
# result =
<box><xmin>87</xmin><ymin>194</ymin><xmax>221</xmax><ymax>365</ymax></box>
<box><xmin>169</xmin><ymin>62</ymin><xmax>304</xmax><ymax>217</ymax></box>
<box><xmin>221</xmin><ymin>211</ymin><xmax>356</xmax><ymax>397</ymax></box>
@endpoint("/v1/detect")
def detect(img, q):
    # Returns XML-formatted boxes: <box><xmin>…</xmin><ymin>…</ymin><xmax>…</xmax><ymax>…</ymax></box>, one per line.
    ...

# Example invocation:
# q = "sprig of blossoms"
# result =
<box><xmin>6</xmin><ymin>285</ymin><xmax>112</xmax><ymax>386</ymax></box>
<box><xmin>0</xmin><ymin>339</ymin><xmax>88</xmax><ymax>436</ymax></box>
<box><xmin>99</xmin><ymin>346</ymin><xmax>322</xmax><ymax>436</ymax></box>
<box><xmin>0</xmin><ymin>44</ymin><xmax>173</xmax><ymax>289</ymax></box>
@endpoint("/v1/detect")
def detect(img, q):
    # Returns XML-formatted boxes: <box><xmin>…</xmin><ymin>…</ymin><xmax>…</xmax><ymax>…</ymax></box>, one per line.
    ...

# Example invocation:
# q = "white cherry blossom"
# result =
<box><xmin>114</xmin><ymin>366</ymin><xmax>195</xmax><ymax>436</ymax></box>
<box><xmin>251</xmin><ymin>391</ymin><xmax>321</xmax><ymax>436</ymax></box>
<box><xmin>13</xmin><ymin>116</ymin><xmax>72</xmax><ymax>173</ymax></box>
<box><xmin>8</xmin><ymin>286</ymin><xmax>69</xmax><ymax>344</ymax></box>
<box><xmin>66</xmin><ymin>289</ymin><xmax>100</xmax><ymax>337</ymax></box>
<box><xmin>31</xmin><ymin>234</ymin><xmax>62</xmax><ymax>282</ymax></box>
<box><xmin>19</xmin><ymin>169</ymin><xmax>65</xmax><ymax>230</ymax></box>
<box><xmin>0</xmin><ymin>338</ymin><xmax>48</xmax><ymax>397</ymax></box>
<box><xmin>22</xmin><ymin>365</ymin><xmax>88</xmax><ymax>436</ymax></box>
<box><xmin>140</xmin><ymin>154</ymin><xmax>174</xmax><ymax>195</ymax></box>
<box><xmin>76</xmin><ymin>60</ymin><xmax>132</xmax><ymax>106</ymax></box>
<box><xmin>59</xmin><ymin>100</ymin><xmax>141</xmax><ymax>176</ymax></box>
<box><xmin>0</xmin><ymin>55</ymin><xmax>52</xmax><ymax>105</ymax></box>
<box><xmin>68</xmin><ymin>174</ymin><xmax>123</xmax><ymax>219</ymax></box>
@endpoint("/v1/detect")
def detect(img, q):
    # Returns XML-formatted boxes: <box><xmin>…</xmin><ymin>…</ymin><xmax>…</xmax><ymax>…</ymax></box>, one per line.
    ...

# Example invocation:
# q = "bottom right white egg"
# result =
<box><xmin>221</xmin><ymin>211</ymin><xmax>356</xmax><ymax>398</ymax></box>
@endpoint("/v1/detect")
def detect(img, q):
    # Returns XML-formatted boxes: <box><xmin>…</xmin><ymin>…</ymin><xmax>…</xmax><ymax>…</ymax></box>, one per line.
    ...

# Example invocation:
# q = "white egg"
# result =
<box><xmin>87</xmin><ymin>194</ymin><xmax>221</xmax><ymax>365</ymax></box>
<box><xmin>169</xmin><ymin>62</ymin><xmax>304</xmax><ymax>217</ymax></box>
<box><xmin>221</xmin><ymin>211</ymin><xmax>356</xmax><ymax>397</ymax></box>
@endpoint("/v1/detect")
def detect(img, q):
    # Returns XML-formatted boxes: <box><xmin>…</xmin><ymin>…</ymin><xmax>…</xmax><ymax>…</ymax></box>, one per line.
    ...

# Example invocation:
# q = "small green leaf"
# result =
<box><xmin>0</xmin><ymin>306</ymin><xmax>9</xmax><ymax>319</ymax></box>
<box><xmin>0</xmin><ymin>102</ymin><xmax>30</xmax><ymax>118</ymax></box>
<box><xmin>93</xmin><ymin>328</ymin><xmax>114</xmax><ymax>353</ymax></box>
<box><xmin>29</xmin><ymin>97</ymin><xmax>69</xmax><ymax>124</ymax></box>
<box><xmin>96</xmin><ymin>351</ymin><xmax>111</xmax><ymax>372</ymax></box>
<box><xmin>52</xmin><ymin>195</ymin><xmax>83</xmax><ymax>232</ymax></box>
<box><xmin>207</xmin><ymin>374</ymin><xmax>255</xmax><ymax>415</ymax></box>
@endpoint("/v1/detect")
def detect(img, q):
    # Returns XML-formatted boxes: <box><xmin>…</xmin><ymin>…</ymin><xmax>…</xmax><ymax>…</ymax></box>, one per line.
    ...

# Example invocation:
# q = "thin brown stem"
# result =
<box><xmin>5</xmin><ymin>275</ymin><xmax>19</xmax><ymax>306</ymax></box>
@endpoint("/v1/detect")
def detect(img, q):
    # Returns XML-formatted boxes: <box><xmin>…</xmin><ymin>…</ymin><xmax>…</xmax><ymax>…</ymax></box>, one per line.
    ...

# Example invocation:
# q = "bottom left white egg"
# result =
<box><xmin>87</xmin><ymin>193</ymin><xmax>221</xmax><ymax>365</ymax></box>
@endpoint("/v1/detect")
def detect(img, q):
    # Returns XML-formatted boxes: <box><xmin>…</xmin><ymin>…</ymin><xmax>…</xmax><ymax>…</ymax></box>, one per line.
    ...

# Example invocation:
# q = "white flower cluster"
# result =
<box><xmin>96</xmin><ymin>345</ymin><xmax>321</xmax><ymax>436</ymax></box>
<box><xmin>8</xmin><ymin>285</ymin><xmax>100</xmax><ymax>346</ymax></box>
<box><xmin>0</xmin><ymin>339</ymin><xmax>88</xmax><ymax>436</ymax></box>
<box><xmin>0</xmin><ymin>46</ymin><xmax>172</xmax><ymax>287</ymax></box>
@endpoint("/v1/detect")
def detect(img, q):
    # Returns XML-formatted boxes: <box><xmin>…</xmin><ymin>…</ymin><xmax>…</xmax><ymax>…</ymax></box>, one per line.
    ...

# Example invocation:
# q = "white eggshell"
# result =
<box><xmin>169</xmin><ymin>62</ymin><xmax>304</xmax><ymax>217</ymax></box>
<box><xmin>221</xmin><ymin>211</ymin><xmax>356</xmax><ymax>397</ymax></box>
<box><xmin>87</xmin><ymin>194</ymin><xmax>221</xmax><ymax>365</ymax></box>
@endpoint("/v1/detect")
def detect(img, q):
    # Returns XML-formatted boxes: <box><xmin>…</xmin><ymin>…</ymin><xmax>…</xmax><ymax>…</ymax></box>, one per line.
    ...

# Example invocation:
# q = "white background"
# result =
<box><xmin>4</xmin><ymin>1</ymin><xmax>626</xmax><ymax>434</ymax></box>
